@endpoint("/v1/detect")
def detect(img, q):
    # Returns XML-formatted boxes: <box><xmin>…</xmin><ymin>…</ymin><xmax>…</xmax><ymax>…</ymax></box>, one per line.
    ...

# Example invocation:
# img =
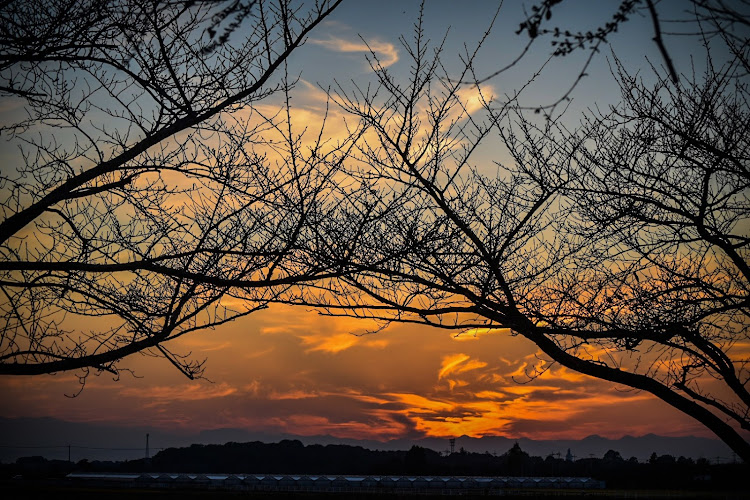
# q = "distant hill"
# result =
<box><xmin>0</xmin><ymin>416</ymin><xmax>734</xmax><ymax>463</ymax></box>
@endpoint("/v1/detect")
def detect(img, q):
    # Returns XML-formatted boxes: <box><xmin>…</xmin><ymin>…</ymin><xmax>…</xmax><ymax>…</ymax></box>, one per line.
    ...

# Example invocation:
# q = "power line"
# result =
<box><xmin>0</xmin><ymin>445</ymin><xmax>166</xmax><ymax>451</ymax></box>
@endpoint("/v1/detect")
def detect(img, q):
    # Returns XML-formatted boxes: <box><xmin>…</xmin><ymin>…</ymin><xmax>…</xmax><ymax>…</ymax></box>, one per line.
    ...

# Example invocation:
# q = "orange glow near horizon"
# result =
<box><xmin>0</xmin><ymin>304</ymin><xmax>720</xmax><ymax>443</ymax></box>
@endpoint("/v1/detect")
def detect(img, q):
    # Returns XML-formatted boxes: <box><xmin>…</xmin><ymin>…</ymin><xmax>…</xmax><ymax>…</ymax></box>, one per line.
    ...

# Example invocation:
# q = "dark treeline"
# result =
<box><xmin>2</xmin><ymin>440</ymin><xmax>745</xmax><ymax>490</ymax></box>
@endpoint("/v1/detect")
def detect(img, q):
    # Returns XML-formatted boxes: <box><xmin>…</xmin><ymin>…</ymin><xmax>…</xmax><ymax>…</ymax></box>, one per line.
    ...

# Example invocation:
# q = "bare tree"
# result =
<box><xmin>0</xmin><ymin>0</ymin><xmax>344</xmax><ymax>381</ymax></box>
<box><xmin>476</xmin><ymin>0</ymin><xmax>750</xmax><ymax>111</ymax></box>
<box><xmin>559</xmin><ymin>54</ymin><xmax>750</xmax><ymax>458</ymax></box>
<box><xmin>290</xmin><ymin>9</ymin><xmax>750</xmax><ymax>460</ymax></box>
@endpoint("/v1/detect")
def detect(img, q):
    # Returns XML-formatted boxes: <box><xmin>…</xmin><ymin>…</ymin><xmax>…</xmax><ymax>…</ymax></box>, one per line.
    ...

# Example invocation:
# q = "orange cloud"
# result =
<box><xmin>300</xmin><ymin>332</ymin><xmax>359</xmax><ymax>353</ymax></box>
<box><xmin>119</xmin><ymin>382</ymin><xmax>237</xmax><ymax>406</ymax></box>
<box><xmin>438</xmin><ymin>354</ymin><xmax>470</xmax><ymax>379</ymax></box>
<box><xmin>473</xmin><ymin>390</ymin><xmax>509</xmax><ymax>400</ymax></box>
<box><xmin>340</xmin><ymin>389</ymin><xmax>391</xmax><ymax>405</ymax></box>
<box><xmin>1</xmin><ymin>304</ymin><xmax>712</xmax><ymax>443</ymax></box>
<box><xmin>268</xmin><ymin>389</ymin><xmax>320</xmax><ymax>400</ymax></box>
<box><xmin>383</xmin><ymin>392</ymin><xmax>512</xmax><ymax>438</ymax></box>
<box><xmin>309</xmin><ymin>36</ymin><xmax>399</xmax><ymax>67</ymax></box>
<box><xmin>297</xmin><ymin>332</ymin><xmax>390</xmax><ymax>354</ymax></box>
<box><xmin>438</xmin><ymin>353</ymin><xmax>487</xmax><ymax>380</ymax></box>
<box><xmin>386</xmin><ymin>392</ymin><xmax>455</xmax><ymax>414</ymax></box>
<box><xmin>244</xmin><ymin>380</ymin><xmax>262</xmax><ymax>396</ymax></box>
<box><xmin>455</xmin><ymin>85</ymin><xmax>496</xmax><ymax>115</ymax></box>
<box><xmin>269</xmin><ymin>413</ymin><xmax>404</xmax><ymax>440</ymax></box>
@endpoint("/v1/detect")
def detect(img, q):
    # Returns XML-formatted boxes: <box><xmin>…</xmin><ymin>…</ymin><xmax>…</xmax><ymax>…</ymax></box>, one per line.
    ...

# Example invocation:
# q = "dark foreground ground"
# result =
<box><xmin>3</xmin><ymin>480</ymin><xmax>749</xmax><ymax>500</ymax></box>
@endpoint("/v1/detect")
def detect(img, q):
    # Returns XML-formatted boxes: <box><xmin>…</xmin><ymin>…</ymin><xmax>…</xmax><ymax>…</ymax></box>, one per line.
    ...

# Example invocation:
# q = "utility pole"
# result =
<box><xmin>68</xmin><ymin>444</ymin><xmax>71</xmax><ymax>463</ymax></box>
<box><xmin>146</xmin><ymin>433</ymin><xmax>150</xmax><ymax>460</ymax></box>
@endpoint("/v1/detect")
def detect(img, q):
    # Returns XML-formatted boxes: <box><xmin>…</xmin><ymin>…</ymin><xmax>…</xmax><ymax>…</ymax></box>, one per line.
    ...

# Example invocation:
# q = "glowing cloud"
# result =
<box><xmin>439</xmin><ymin>354</ymin><xmax>470</xmax><ymax>379</ymax></box>
<box><xmin>300</xmin><ymin>332</ymin><xmax>359</xmax><ymax>353</ymax></box>
<box><xmin>455</xmin><ymin>85</ymin><xmax>496</xmax><ymax>115</ymax></box>
<box><xmin>438</xmin><ymin>353</ymin><xmax>487</xmax><ymax>380</ymax></box>
<box><xmin>309</xmin><ymin>36</ymin><xmax>399</xmax><ymax>67</ymax></box>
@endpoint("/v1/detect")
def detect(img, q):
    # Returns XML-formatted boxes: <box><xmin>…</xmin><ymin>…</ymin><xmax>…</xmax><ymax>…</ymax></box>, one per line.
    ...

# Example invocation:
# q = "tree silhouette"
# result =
<box><xmin>0</xmin><ymin>0</ymin><xmax>344</xmax><ymax>381</ymax></box>
<box><xmin>474</xmin><ymin>1</ymin><xmax>749</xmax><ymax>110</ymax></box>
<box><xmin>290</xmin><ymin>6</ymin><xmax>750</xmax><ymax>460</ymax></box>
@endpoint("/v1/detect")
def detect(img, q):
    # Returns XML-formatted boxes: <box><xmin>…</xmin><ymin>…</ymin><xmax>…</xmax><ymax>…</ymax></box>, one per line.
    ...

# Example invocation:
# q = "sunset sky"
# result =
<box><xmin>0</xmin><ymin>1</ymin><xmax>733</xmax><ymax>447</ymax></box>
